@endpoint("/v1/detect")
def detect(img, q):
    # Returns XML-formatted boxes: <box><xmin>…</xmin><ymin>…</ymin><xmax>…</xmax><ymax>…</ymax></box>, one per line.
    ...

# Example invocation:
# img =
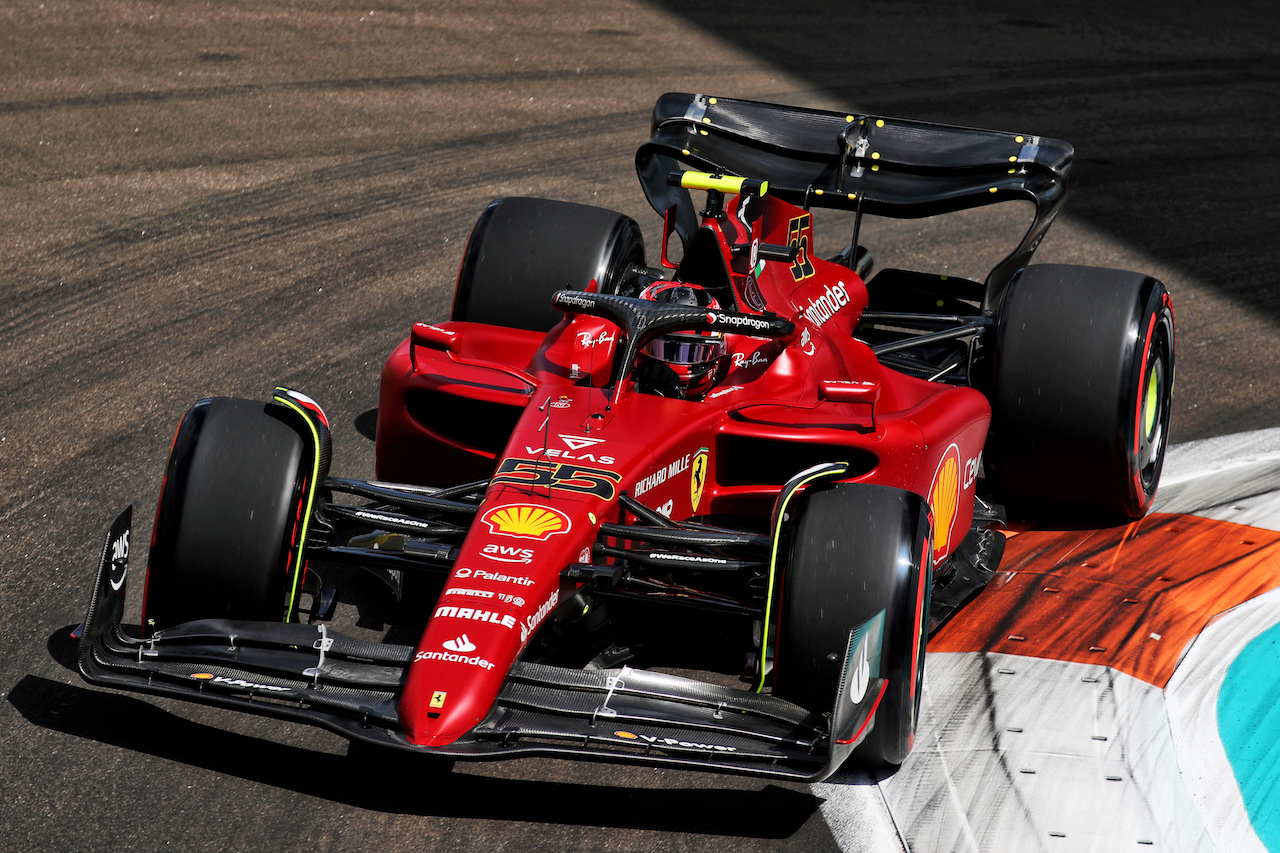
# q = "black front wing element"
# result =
<box><xmin>78</xmin><ymin>509</ymin><xmax>883</xmax><ymax>781</ymax></box>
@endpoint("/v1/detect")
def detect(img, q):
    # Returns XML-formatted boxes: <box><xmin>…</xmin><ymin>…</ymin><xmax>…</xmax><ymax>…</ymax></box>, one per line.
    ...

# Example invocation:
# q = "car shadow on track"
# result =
<box><xmin>23</xmin><ymin>630</ymin><xmax>824</xmax><ymax>837</ymax></box>
<box><xmin>354</xmin><ymin>408</ymin><xmax>378</xmax><ymax>442</ymax></box>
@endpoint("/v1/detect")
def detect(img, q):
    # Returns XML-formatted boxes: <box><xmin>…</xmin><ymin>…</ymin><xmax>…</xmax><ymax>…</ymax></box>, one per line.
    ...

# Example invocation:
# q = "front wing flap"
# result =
<box><xmin>77</xmin><ymin>508</ymin><xmax>883</xmax><ymax>781</ymax></box>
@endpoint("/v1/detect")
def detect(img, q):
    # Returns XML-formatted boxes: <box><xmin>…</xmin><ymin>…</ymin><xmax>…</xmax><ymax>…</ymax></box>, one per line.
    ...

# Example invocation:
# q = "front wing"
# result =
<box><xmin>77</xmin><ymin>508</ymin><xmax>883</xmax><ymax>781</ymax></box>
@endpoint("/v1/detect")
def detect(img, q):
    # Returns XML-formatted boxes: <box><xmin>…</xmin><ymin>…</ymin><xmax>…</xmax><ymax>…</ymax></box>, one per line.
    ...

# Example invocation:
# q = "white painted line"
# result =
<box><xmin>1156</xmin><ymin>428</ymin><xmax>1280</xmax><ymax>517</ymax></box>
<box><xmin>1166</xmin><ymin>587</ymin><xmax>1280</xmax><ymax>853</ymax></box>
<box><xmin>815</xmin><ymin>428</ymin><xmax>1280</xmax><ymax>852</ymax></box>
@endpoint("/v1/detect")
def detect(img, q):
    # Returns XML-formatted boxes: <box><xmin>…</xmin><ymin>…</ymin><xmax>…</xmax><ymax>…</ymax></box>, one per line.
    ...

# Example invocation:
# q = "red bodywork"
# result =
<box><xmin>375</xmin><ymin>192</ymin><xmax>990</xmax><ymax>746</ymax></box>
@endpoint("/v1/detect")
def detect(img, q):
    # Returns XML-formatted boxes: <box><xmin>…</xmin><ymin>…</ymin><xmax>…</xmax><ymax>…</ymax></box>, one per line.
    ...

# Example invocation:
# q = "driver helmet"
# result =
<box><xmin>637</xmin><ymin>282</ymin><xmax>726</xmax><ymax>399</ymax></box>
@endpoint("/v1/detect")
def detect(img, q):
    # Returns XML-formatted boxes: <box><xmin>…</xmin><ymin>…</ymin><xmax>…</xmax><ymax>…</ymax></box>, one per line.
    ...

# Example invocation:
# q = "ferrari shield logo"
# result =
<box><xmin>430</xmin><ymin>691</ymin><xmax>447</xmax><ymax>709</ymax></box>
<box><xmin>690</xmin><ymin>447</ymin><xmax>709</xmax><ymax>513</ymax></box>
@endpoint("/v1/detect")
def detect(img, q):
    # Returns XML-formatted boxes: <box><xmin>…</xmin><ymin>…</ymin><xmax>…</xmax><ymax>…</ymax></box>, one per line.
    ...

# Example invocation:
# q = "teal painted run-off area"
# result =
<box><xmin>1219</xmin><ymin>621</ymin><xmax>1280</xmax><ymax>850</ymax></box>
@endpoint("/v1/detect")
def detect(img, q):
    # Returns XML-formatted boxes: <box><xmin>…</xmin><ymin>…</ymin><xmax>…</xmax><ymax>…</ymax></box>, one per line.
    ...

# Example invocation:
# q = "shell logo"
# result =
<box><xmin>481</xmin><ymin>504</ymin><xmax>571</xmax><ymax>540</ymax></box>
<box><xmin>614</xmin><ymin>730</ymin><xmax>639</xmax><ymax>739</ymax></box>
<box><xmin>929</xmin><ymin>444</ymin><xmax>961</xmax><ymax>559</ymax></box>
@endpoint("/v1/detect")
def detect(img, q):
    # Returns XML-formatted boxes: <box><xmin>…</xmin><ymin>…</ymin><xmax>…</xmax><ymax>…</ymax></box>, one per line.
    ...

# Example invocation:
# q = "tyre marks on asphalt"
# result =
<box><xmin>929</xmin><ymin>513</ymin><xmax>1280</xmax><ymax>688</ymax></box>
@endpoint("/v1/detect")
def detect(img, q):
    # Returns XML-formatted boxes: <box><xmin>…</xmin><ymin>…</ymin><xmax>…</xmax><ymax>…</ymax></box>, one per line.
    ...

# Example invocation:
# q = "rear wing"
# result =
<box><xmin>636</xmin><ymin>93</ymin><xmax>1074</xmax><ymax>311</ymax></box>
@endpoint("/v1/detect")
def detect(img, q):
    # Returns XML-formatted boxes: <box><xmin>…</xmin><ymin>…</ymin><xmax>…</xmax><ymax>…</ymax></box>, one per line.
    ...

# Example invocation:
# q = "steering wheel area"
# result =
<box><xmin>551</xmin><ymin>290</ymin><xmax>794</xmax><ymax>403</ymax></box>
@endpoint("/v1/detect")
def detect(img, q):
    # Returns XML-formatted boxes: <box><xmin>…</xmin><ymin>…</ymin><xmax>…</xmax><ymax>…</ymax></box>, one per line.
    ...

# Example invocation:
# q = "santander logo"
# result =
<box><xmin>443</xmin><ymin>634</ymin><xmax>476</xmax><ymax>653</ymax></box>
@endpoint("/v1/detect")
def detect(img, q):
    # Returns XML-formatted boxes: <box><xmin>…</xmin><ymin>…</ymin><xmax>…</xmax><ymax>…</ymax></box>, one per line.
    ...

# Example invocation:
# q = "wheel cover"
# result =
<box><xmin>1136</xmin><ymin>336</ymin><xmax>1169</xmax><ymax>489</ymax></box>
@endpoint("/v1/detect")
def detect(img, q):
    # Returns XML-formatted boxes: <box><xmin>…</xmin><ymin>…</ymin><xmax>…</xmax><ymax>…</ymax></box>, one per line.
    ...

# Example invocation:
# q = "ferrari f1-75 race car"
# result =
<box><xmin>77</xmin><ymin>93</ymin><xmax>1174</xmax><ymax>781</ymax></box>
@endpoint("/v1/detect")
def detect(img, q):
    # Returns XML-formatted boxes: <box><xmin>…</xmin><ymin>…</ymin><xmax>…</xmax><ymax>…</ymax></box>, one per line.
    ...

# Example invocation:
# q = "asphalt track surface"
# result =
<box><xmin>2</xmin><ymin>2</ymin><xmax>1277</xmax><ymax>850</ymax></box>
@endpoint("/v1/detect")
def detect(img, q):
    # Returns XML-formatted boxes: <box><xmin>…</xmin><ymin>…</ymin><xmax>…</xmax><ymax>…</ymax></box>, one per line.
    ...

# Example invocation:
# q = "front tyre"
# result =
<box><xmin>144</xmin><ymin>398</ymin><xmax>309</xmax><ymax>632</ymax></box>
<box><xmin>774</xmin><ymin>483</ymin><xmax>932</xmax><ymax>767</ymax></box>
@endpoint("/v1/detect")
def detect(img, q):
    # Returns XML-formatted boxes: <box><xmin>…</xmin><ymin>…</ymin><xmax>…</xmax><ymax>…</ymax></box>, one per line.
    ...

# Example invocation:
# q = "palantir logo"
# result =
<box><xmin>443</xmin><ymin>634</ymin><xmax>476</xmax><ymax>653</ymax></box>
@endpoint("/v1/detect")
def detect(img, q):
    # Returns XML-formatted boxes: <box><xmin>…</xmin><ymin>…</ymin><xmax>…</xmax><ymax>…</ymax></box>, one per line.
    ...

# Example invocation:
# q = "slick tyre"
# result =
<box><xmin>774</xmin><ymin>484</ymin><xmax>932</xmax><ymax>767</ymax></box>
<box><xmin>986</xmin><ymin>264</ymin><xmax>1175</xmax><ymax>519</ymax></box>
<box><xmin>144</xmin><ymin>397</ymin><xmax>308</xmax><ymax>632</ymax></box>
<box><xmin>451</xmin><ymin>196</ymin><xmax>646</xmax><ymax>332</ymax></box>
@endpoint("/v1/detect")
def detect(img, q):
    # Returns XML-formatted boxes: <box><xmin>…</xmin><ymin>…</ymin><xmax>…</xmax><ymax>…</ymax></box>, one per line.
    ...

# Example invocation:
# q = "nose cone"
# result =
<box><xmin>400</xmin><ymin>616</ymin><xmax>520</xmax><ymax>746</ymax></box>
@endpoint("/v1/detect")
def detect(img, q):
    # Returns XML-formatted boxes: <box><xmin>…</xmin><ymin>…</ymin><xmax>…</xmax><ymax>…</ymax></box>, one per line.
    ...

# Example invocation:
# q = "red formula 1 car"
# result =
<box><xmin>77</xmin><ymin>93</ymin><xmax>1174</xmax><ymax>780</ymax></box>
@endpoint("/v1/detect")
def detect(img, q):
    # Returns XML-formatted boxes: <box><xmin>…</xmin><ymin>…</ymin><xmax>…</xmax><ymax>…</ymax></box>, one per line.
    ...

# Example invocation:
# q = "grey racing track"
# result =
<box><xmin>2</xmin><ymin>2</ymin><xmax>1276</xmax><ymax>850</ymax></box>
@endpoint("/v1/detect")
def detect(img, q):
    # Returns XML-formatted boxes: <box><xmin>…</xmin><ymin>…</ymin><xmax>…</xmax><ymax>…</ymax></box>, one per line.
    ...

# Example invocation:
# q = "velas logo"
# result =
<box><xmin>929</xmin><ymin>444</ymin><xmax>961</xmax><ymax>559</ymax></box>
<box><xmin>481</xmin><ymin>504</ymin><xmax>571</xmax><ymax>540</ymax></box>
<box><xmin>559</xmin><ymin>433</ymin><xmax>604</xmax><ymax>450</ymax></box>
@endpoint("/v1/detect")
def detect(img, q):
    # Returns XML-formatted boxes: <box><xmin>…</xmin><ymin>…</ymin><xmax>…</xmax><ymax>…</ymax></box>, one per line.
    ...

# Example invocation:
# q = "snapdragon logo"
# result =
<box><xmin>556</xmin><ymin>293</ymin><xmax>596</xmax><ymax>310</ymax></box>
<box><xmin>707</xmin><ymin>311</ymin><xmax>772</xmax><ymax>332</ymax></box>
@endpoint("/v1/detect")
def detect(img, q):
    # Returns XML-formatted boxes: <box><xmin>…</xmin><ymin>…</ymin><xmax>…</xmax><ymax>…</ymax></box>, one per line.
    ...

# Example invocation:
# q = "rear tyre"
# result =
<box><xmin>144</xmin><ymin>397</ymin><xmax>307</xmax><ymax>632</ymax></box>
<box><xmin>451</xmin><ymin>197</ymin><xmax>646</xmax><ymax>332</ymax></box>
<box><xmin>774</xmin><ymin>484</ymin><xmax>932</xmax><ymax>767</ymax></box>
<box><xmin>986</xmin><ymin>264</ymin><xmax>1175</xmax><ymax>519</ymax></box>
